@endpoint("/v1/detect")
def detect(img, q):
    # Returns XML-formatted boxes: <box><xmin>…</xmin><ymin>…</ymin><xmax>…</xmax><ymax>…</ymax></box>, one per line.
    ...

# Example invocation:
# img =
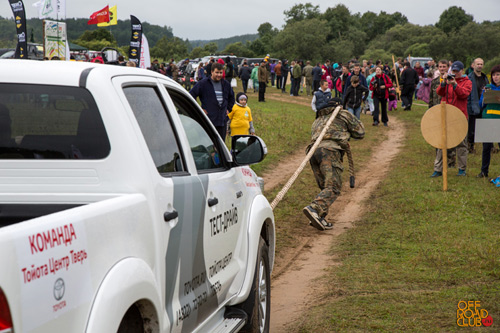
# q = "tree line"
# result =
<box><xmin>1</xmin><ymin>4</ymin><xmax>499</xmax><ymax>72</ymax></box>
<box><xmin>233</xmin><ymin>4</ymin><xmax>500</xmax><ymax>73</ymax></box>
<box><xmin>0</xmin><ymin>16</ymin><xmax>173</xmax><ymax>51</ymax></box>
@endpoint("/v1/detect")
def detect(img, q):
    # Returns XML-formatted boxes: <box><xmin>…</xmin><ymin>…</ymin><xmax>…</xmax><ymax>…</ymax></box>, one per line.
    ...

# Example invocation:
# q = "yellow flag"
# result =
<box><xmin>97</xmin><ymin>5</ymin><xmax>117</xmax><ymax>27</ymax></box>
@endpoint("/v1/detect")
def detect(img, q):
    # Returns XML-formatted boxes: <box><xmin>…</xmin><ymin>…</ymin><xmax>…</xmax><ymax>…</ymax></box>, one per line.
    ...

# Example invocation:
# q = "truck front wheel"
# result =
<box><xmin>239</xmin><ymin>237</ymin><xmax>270</xmax><ymax>333</ymax></box>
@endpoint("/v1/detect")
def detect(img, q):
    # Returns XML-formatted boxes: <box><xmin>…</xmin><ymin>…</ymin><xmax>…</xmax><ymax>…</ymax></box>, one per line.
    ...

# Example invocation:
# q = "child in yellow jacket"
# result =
<box><xmin>228</xmin><ymin>92</ymin><xmax>255</xmax><ymax>136</ymax></box>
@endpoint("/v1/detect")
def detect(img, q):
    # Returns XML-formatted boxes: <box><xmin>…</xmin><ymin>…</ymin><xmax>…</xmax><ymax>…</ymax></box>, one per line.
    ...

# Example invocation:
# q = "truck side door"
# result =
<box><xmin>115</xmin><ymin>78</ymin><xmax>211</xmax><ymax>332</ymax></box>
<box><xmin>162</xmin><ymin>86</ymin><xmax>249</xmax><ymax>328</ymax></box>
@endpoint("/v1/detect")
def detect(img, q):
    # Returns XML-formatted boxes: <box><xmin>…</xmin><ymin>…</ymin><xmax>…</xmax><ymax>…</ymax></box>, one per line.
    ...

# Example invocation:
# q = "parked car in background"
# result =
<box><xmin>0</xmin><ymin>48</ymin><xmax>15</xmax><ymax>57</ymax></box>
<box><xmin>70</xmin><ymin>52</ymin><xmax>90</xmax><ymax>62</ymax></box>
<box><xmin>0</xmin><ymin>43</ymin><xmax>43</xmax><ymax>60</ymax></box>
<box><xmin>177</xmin><ymin>59</ymin><xmax>200</xmax><ymax>85</ymax></box>
<box><xmin>0</xmin><ymin>50</ymin><xmax>15</xmax><ymax>59</ymax></box>
<box><xmin>407</xmin><ymin>56</ymin><xmax>433</xmax><ymax>68</ymax></box>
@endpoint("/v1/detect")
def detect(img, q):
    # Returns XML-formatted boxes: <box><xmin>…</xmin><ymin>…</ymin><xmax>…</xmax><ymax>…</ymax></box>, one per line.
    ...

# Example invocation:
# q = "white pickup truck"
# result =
<box><xmin>0</xmin><ymin>60</ymin><xmax>275</xmax><ymax>333</ymax></box>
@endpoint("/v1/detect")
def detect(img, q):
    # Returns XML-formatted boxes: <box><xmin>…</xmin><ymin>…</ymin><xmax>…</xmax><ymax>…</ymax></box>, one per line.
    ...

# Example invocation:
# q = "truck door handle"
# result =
<box><xmin>164</xmin><ymin>210</ymin><xmax>178</xmax><ymax>222</ymax></box>
<box><xmin>208</xmin><ymin>197</ymin><xmax>219</xmax><ymax>207</ymax></box>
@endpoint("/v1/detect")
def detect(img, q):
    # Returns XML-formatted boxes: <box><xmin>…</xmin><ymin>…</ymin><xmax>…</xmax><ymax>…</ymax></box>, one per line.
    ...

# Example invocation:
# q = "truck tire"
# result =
<box><xmin>239</xmin><ymin>237</ymin><xmax>270</xmax><ymax>333</ymax></box>
<box><xmin>117</xmin><ymin>304</ymin><xmax>145</xmax><ymax>333</ymax></box>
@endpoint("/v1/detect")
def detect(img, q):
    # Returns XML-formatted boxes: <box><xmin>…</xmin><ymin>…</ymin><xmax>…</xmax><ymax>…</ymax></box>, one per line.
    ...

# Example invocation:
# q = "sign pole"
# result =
<box><xmin>441</xmin><ymin>102</ymin><xmax>448</xmax><ymax>191</ymax></box>
<box><xmin>421</xmin><ymin>103</ymin><xmax>468</xmax><ymax>192</ymax></box>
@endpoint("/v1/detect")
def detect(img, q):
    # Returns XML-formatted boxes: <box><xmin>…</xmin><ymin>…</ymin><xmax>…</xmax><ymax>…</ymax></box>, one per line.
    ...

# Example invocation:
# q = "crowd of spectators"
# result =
<box><xmin>89</xmin><ymin>51</ymin><xmax>499</xmax><ymax>184</ymax></box>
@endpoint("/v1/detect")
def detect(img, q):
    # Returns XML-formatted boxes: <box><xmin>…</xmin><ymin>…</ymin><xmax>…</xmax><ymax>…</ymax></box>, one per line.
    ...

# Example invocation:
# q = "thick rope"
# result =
<box><xmin>270</xmin><ymin>106</ymin><xmax>342</xmax><ymax>210</ymax></box>
<box><xmin>346</xmin><ymin>143</ymin><xmax>355</xmax><ymax>188</ymax></box>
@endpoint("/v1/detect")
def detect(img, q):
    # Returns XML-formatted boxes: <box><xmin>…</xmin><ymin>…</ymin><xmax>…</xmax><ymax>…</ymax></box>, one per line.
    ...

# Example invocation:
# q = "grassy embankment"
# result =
<box><xmin>240</xmin><ymin>83</ymin><xmax>499</xmax><ymax>332</ymax></box>
<box><xmin>291</xmin><ymin>105</ymin><xmax>499</xmax><ymax>332</ymax></box>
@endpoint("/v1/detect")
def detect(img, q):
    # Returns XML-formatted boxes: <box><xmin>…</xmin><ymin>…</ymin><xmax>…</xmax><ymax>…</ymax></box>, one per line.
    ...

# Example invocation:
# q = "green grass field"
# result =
<box><xmin>290</xmin><ymin>103</ymin><xmax>499</xmax><ymax>332</ymax></box>
<box><xmin>238</xmin><ymin>82</ymin><xmax>499</xmax><ymax>332</ymax></box>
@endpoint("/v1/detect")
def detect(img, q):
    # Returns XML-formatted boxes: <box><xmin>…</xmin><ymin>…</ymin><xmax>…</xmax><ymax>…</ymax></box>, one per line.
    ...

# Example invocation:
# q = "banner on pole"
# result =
<box><xmin>139</xmin><ymin>33</ymin><xmax>150</xmax><ymax>69</ymax></box>
<box><xmin>97</xmin><ymin>5</ymin><xmax>117</xmax><ymax>27</ymax></box>
<box><xmin>128</xmin><ymin>15</ymin><xmax>142</xmax><ymax>68</ymax></box>
<box><xmin>33</xmin><ymin>0</ymin><xmax>66</xmax><ymax>20</ymax></box>
<box><xmin>9</xmin><ymin>0</ymin><xmax>28</xmax><ymax>59</ymax></box>
<box><xmin>44</xmin><ymin>20</ymin><xmax>67</xmax><ymax>60</ymax></box>
<box><xmin>87</xmin><ymin>6</ymin><xmax>109</xmax><ymax>25</ymax></box>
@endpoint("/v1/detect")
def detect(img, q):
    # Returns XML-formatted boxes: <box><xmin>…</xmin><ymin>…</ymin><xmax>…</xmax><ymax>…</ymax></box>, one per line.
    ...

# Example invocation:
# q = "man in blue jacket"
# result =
<box><xmin>190</xmin><ymin>62</ymin><xmax>235</xmax><ymax>140</ymax></box>
<box><xmin>312</xmin><ymin>63</ymin><xmax>323</xmax><ymax>93</ymax></box>
<box><xmin>344</xmin><ymin>63</ymin><xmax>367</xmax><ymax>90</ymax></box>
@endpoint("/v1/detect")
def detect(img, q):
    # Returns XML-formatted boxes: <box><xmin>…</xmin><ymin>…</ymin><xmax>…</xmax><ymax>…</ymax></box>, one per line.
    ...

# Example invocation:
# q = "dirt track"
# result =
<box><xmin>261</xmin><ymin>112</ymin><xmax>405</xmax><ymax>332</ymax></box>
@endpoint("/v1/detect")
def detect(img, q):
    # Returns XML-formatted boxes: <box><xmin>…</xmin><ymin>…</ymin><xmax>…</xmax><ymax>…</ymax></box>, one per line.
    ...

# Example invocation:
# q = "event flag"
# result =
<box><xmin>128</xmin><ymin>15</ymin><xmax>142</xmax><ymax>67</ymax></box>
<box><xmin>87</xmin><ymin>5</ymin><xmax>109</xmax><ymax>25</ymax></box>
<box><xmin>8</xmin><ymin>0</ymin><xmax>28</xmax><ymax>59</ymax></box>
<box><xmin>97</xmin><ymin>5</ymin><xmax>117</xmax><ymax>27</ymax></box>
<box><xmin>139</xmin><ymin>33</ymin><xmax>150</xmax><ymax>69</ymax></box>
<box><xmin>33</xmin><ymin>0</ymin><xmax>66</xmax><ymax>20</ymax></box>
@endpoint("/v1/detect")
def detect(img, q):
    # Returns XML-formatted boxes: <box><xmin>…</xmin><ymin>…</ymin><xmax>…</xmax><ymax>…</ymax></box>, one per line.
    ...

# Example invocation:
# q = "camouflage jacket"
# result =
<box><xmin>309</xmin><ymin>107</ymin><xmax>365</xmax><ymax>151</ymax></box>
<box><xmin>428</xmin><ymin>76</ymin><xmax>443</xmax><ymax>108</ymax></box>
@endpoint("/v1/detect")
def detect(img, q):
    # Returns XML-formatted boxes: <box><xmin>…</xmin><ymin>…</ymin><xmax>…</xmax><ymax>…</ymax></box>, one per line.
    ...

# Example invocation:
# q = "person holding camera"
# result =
<box><xmin>369</xmin><ymin>66</ymin><xmax>393</xmax><ymax>126</ymax></box>
<box><xmin>433</xmin><ymin>61</ymin><xmax>472</xmax><ymax>176</ymax></box>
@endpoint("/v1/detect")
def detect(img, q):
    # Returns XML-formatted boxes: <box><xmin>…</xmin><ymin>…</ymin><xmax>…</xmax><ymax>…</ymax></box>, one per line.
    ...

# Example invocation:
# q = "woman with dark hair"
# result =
<box><xmin>197</xmin><ymin>62</ymin><xmax>205</xmax><ymax>82</ymax></box>
<box><xmin>369</xmin><ymin>66</ymin><xmax>393</xmax><ymax>126</ymax></box>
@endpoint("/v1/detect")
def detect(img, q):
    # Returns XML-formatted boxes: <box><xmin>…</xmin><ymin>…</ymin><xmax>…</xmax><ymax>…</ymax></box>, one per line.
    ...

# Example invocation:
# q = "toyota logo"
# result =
<box><xmin>53</xmin><ymin>278</ymin><xmax>65</xmax><ymax>301</ymax></box>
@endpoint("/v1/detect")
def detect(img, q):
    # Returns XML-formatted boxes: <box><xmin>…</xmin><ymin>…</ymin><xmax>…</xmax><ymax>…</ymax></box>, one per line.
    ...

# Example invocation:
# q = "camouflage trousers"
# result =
<box><xmin>309</xmin><ymin>147</ymin><xmax>344</xmax><ymax>218</ymax></box>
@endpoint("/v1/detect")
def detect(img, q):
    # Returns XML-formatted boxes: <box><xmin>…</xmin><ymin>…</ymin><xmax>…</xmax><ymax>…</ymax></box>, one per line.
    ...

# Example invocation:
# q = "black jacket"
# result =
<box><xmin>400</xmin><ymin>67</ymin><xmax>419</xmax><ymax>87</ymax></box>
<box><xmin>343</xmin><ymin>84</ymin><xmax>369</xmax><ymax>109</ymax></box>
<box><xmin>189</xmin><ymin>77</ymin><xmax>235</xmax><ymax>126</ymax></box>
<box><xmin>239</xmin><ymin>66</ymin><xmax>252</xmax><ymax>80</ymax></box>
<box><xmin>312</xmin><ymin>66</ymin><xmax>322</xmax><ymax>81</ymax></box>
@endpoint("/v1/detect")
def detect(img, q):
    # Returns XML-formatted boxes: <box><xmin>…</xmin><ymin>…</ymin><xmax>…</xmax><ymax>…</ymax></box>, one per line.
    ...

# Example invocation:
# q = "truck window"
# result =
<box><xmin>0</xmin><ymin>83</ymin><xmax>110</xmax><ymax>159</ymax></box>
<box><xmin>165</xmin><ymin>88</ymin><xmax>225</xmax><ymax>172</ymax></box>
<box><xmin>123</xmin><ymin>86</ymin><xmax>185</xmax><ymax>174</ymax></box>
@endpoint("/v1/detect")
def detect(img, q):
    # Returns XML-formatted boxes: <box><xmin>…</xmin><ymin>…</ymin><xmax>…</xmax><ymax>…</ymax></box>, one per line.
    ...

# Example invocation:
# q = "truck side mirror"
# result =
<box><xmin>231</xmin><ymin>135</ymin><xmax>267</xmax><ymax>165</ymax></box>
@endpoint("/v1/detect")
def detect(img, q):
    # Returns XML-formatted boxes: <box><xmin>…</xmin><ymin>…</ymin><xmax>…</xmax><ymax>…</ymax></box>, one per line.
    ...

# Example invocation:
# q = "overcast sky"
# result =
<box><xmin>1</xmin><ymin>0</ymin><xmax>499</xmax><ymax>40</ymax></box>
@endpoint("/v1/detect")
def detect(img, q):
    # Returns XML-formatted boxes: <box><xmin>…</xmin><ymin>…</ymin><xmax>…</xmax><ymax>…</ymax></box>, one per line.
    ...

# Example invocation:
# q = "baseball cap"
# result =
<box><xmin>451</xmin><ymin>61</ymin><xmax>464</xmax><ymax>71</ymax></box>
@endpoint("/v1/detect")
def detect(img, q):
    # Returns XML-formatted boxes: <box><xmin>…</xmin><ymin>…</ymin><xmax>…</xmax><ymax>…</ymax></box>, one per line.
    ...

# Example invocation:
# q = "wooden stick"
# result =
<box><xmin>441</xmin><ymin>102</ymin><xmax>448</xmax><ymax>191</ymax></box>
<box><xmin>270</xmin><ymin>106</ymin><xmax>342</xmax><ymax>210</ymax></box>
<box><xmin>392</xmin><ymin>55</ymin><xmax>401</xmax><ymax>98</ymax></box>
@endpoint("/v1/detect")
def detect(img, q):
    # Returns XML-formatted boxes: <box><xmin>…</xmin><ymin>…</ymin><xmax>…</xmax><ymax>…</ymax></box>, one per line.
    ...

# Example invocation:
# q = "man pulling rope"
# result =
<box><xmin>303</xmin><ymin>98</ymin><xmax>365</xmax><ymax>231</ymax></box>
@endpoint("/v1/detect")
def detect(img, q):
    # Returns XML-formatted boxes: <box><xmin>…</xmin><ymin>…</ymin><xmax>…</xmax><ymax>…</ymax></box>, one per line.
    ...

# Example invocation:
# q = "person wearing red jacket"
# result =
<box><xmin>432</xmin><ymin>61</ymin><xmax>472</xmax><ymax>177</ymax></box>
<box><xmin>369</xmin><ymin>66</ymin><xmax>393</xmax><ymax>126</ymax></box>
<box><xmin>321</xmin><ymin>60</ymin><xmax>331</xmax><ymax>80</ymax></box>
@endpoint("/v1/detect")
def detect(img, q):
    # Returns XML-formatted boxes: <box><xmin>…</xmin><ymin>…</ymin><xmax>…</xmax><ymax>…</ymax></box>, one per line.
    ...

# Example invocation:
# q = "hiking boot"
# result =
<box><xmin>383</xmin><ymin>122</ymin><xmax>388</xmax><ymax>127</ymax></box>
<box><xmin>430</xmin><ymin>171</ymin><xmax>442</xmax><ymax>177</ymax></box>
<box><xmin>319</xmin><ymin>217</ymin><xmax>333</xmax><ymax>230</ymax></box>
<box><xmin>308</xmin><ymin>217</ymin><xmax>334</xmax><ymax>230</ymax></box>
<box><xmin>476</xmin><ymin>171</ymin><xmax>488</xmax><ymax>178</ymax></box>
<box><xmin>372</xmin><ymin>121</ymin><xmax>379</xmax><ymax>126</ymax></box>
<box><xmin>457</xmin><ymin>169</ymin><xmax>466</xmax><ymax>176</ymax></box>
<box><xmin>303</xmin><ymin>206</ymin><xmax>329</xmax><ymax>231</ymax></box>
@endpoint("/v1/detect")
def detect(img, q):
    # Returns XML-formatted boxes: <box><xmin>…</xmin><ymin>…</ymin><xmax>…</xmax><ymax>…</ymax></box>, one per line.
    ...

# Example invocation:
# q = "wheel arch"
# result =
<box><xmin>230</xmin><ymin>194</ymin><xmax>275</xmax><ymax>305</ymax></box>
<box><xmin>85</xmin><ymin>258</ymin><xmax>163</xmax><ymax>333</ymax></box>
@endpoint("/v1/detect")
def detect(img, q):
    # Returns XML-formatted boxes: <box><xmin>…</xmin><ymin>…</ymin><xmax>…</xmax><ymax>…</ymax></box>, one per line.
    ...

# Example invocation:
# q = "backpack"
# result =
<box><xmin>225</xmin><ymin>63</ymin><xmax>234</xmax><ymax>77</ymax></box>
